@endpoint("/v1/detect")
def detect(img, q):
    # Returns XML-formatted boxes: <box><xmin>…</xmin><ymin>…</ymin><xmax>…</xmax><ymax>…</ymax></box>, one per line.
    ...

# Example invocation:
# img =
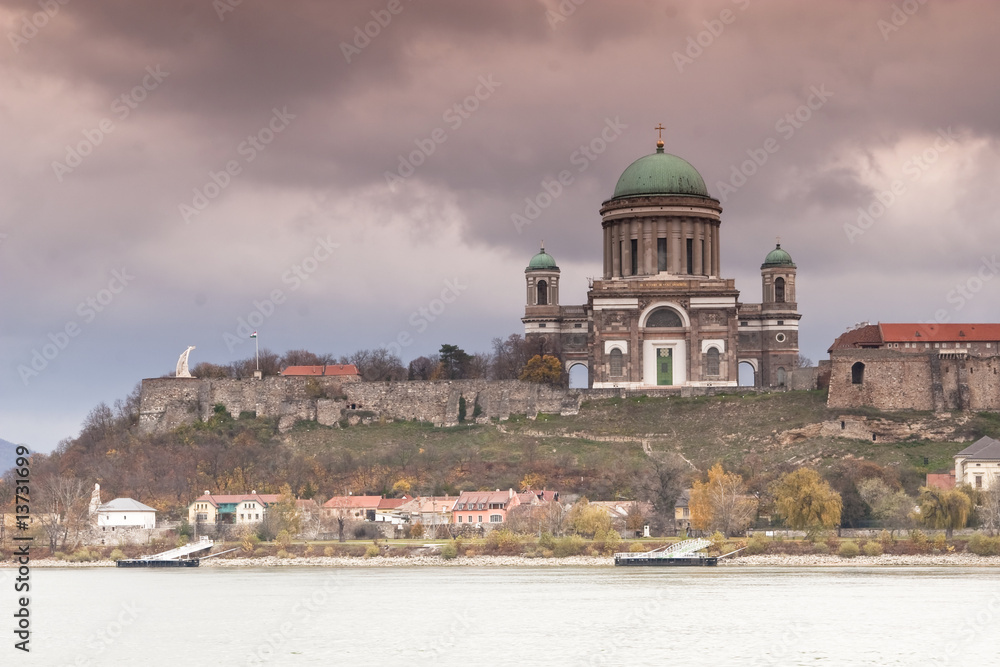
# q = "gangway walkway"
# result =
<box><xmin>140</xmin><ymin>536</ymin><xmax>214</xmax><ymax>561</ymax></box>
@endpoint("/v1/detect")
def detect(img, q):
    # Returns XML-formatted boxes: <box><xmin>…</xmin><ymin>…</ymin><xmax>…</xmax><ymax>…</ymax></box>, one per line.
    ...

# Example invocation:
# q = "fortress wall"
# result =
<box><xmin>139</xmin><ymin>378</ymin><xmax>583</xmax><ymax>434</ymax></box>
<box><xmin>827</xmin><ymin>350</ymin><xmax>1000</xmax><ymax>412</ymax></box>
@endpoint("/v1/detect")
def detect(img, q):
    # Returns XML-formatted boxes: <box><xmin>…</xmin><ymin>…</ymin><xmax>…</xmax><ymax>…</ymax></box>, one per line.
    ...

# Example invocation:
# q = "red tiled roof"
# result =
<box><xmin>322</xmin><ymin>495</ymin><xmax>383</xmax><ymax>509</ymax></box>
<box><xmin>378</xmin><ymin>496</ymin><xmax>409</xmax><ymax>510</ymax></box>
<box><xmin>879</xmin><ymin>323</ymin><xmax>1000</xmax><ymax>343</ymax></box>
<box><xmin>828</xmin><ymin>324</ymin><xmax>882</xmax><ymax>352</ymax></box>
<box><xmin>454</xmin><ymin>489</ymin><xmax>518</xmax><ymax>509</ymax></box>
<box><xmin>281</xmin><ymin>364</ymin><xmax>360</xmax><ymax>377</ymax></box>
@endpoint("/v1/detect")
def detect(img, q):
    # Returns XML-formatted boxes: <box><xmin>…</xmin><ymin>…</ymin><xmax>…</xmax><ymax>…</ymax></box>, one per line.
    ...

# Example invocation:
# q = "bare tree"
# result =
<box><xmin>491</xmin><ymin>335</ymin><xmax>529</xmax><ymax>380</ymax></box>
<box><xmin>342</xmin><ymin>348</ymin><xmax>406</xmax><ymax>381</ymax></box>
<box><xmin>280</xmin><ymin>349</ymin><xmax>334</xmax><ymax>369</ymax></box>
<box><xmin>36</xmin><ymin>476</ymin><xmax>89</xmax><ymax>551</ymax></box>
<box><xmin>979</xmin><ymin>483</ymin><xmax>1000</xmax><ymax>536</ymax></box>
<box><xmin>637</xmin><ymin>452</ymin><xmax>689</xmax><ymax>534</ymax></box>
<box><xmin>408</xmin><ymin>355</ymin><xmax>439</xmax><ymax>380</ymax></box>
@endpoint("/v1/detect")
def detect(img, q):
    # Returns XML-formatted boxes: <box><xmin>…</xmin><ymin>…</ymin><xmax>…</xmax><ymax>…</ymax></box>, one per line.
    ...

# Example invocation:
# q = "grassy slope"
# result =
<box><xmin>287</xmin><ymin>390</ymin><xmax>997</xmax><ymax>483</ymax></box>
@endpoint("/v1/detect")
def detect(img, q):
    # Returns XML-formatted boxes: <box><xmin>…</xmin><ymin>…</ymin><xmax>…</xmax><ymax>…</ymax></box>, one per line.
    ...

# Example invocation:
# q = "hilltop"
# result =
<box><xmin>0</xmin><ymin>438</ymin><xmax>20</xmax><ymax>474</ymax></box>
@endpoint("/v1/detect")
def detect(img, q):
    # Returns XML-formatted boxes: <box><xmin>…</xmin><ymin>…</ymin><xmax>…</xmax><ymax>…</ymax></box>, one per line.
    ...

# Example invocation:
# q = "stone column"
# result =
<box><xmin>643</xmin><ymin>219</ymin><xmax>654</xmax><ymax>275</ymax></box>
<box><xmin>669</xmin><ymin>218</ymin><xmax>681</xmax><ymax>274</ymax></box>
<box><xmin>704</xmin><ymin>221</ymin><xmax>714</xmax><ymax>277</ymax></box>
<box><xmin>693</xmin><ymin>220</ymin><xmax>703</xmax><ymax>276</ymax></box>
<box><xmin>713</xmin><ymin>224</ymin><xmax>721</xmax><ymax>277</ymax></box>
<box><xmin>611</xmin><ymin>224</ymin><xmax>621</xmax><ymax>277</ymax></box>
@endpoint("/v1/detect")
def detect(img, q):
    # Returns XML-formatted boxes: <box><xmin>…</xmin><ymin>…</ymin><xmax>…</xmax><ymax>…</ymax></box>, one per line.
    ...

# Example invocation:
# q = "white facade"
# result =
<box><xmin>96</xmin><ymin>498</ymin><xmax>156</xmax><ymax>529</ymax></box>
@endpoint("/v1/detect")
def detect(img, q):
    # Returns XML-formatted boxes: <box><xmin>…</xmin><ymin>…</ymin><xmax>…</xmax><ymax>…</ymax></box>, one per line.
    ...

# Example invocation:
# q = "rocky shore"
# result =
<box><xmin>10</xmin><ymin>553</ymin><xmax>1000</xmax><ymax>568</ymax></box>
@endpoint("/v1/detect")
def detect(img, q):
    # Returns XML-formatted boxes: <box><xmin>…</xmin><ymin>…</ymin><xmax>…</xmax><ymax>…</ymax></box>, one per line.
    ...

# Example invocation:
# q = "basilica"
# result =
<box><xmin>522</xmin><ymin>135</ymin><xmax>800</xmax><ymax>389</ymax></box>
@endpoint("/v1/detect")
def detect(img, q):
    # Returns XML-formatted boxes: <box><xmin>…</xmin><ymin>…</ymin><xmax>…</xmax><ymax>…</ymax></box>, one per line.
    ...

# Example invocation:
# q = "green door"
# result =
<box><xmin>657</xmin><ymin>348</ymin><xmax>673</xmax><ymax>386</ymax></box>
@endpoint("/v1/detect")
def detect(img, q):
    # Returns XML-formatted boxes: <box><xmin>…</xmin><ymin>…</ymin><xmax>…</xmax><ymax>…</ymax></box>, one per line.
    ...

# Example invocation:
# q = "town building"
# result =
<box><xmin>95</xmin><ymin>498</ymin><xmax>157</xmax><ymax>530</ymax></box>
<box><xmin>322</xmin><ymin>495</ymin><xmax>383</xmax><ymax>522</ymax></box>
<box><xmin>522</xmin><ymin>135</ymin><xmax>800</xmax><ymax>389</ymax></box>
<box><xmin>188</xmin><ymin>491</ymin><xmax>281</xmax><ymax>526</ymax></box>
<box><xmin>955</xmin><ymin>436</ymin><xmax>1000</xmax><ymax>491</ymax></box>
<box><xmin>396</xmin><ymin>496</ymin><xmax>459</xmax><ymax>527</ymax></box>
<box><xmin>453</xmin><ymin>489</ymin><xmax>521</xmax><ymax>526</ymax></box>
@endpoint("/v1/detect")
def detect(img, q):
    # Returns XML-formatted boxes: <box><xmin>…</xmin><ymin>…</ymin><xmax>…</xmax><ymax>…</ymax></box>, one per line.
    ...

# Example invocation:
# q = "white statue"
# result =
<box><xmin>176</xmin><ymin>346</ymin><xmax>196</xmax><ymax>378</ymax></box>
<box><xmin>89</xmin><ymin>483</ymin><xmax>101</xmax><ymax>524</ymax></box>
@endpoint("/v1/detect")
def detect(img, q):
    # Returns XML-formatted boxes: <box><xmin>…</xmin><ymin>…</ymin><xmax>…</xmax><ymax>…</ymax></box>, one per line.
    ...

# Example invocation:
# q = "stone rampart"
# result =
<box><xmin>139</xmin><ymin>377</ymin><xmax>583</xmax><ymax>434</ymax></box>
<box><xmin>827</xmin><ymin>349</ymin><xmax>1000</xmax><ymax>412</ymax></box>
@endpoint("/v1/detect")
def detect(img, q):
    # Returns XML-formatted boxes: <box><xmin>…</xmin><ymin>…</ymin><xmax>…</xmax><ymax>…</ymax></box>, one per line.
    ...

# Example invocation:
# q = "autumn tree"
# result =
<box><xmin>518</xmin><ymin>355</ymin><xmax>563</xmax><ymax>385</ymax></box>
<box><xmin>690</xmin><ymin>463</ymin><xmax>758</xmax><ymax>537</ymax></box>
<box><xmin>771</xmin><ymin>468</ymin><xmax>842</xmax><ymax>536</ymax></box>
<box><xmin>566</xmin><ymin>498</ymin><xmax>612</xmax><ymax>538</ymax></box>
<box><xmin>637</xmin><ymin>452</ymin><xmax>688</xmax><ymax>534</ymax></box>
<box><xmin>916</xmin><ymin>486</ymin><xmax>971</xmax><ymax>539</ymax></box>
<box><xmin>625</xmin><ymin>502</ymin><xmax>647</xmax><ymax>536</ymax></box>
<box><xmin>858</xmin><ymin>477</ymin><xmax>913</xmax><ymax>536</ymax></box>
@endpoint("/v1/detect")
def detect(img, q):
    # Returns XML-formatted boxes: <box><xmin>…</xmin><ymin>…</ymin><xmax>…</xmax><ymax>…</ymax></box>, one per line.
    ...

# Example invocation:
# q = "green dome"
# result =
<box><xmin>762</xmin><ymin>243</ymin><xmax>795</xmax><ymax>268</ymax></box>
<box><xmin>527</xmin><ymin>246</ymin><xmax>558</xmax><ymax>270</ymax></box>
<box><xmin>612</xmin><ymin>145</ymin><xmax>709</xmax><ymax>199</ymax></box>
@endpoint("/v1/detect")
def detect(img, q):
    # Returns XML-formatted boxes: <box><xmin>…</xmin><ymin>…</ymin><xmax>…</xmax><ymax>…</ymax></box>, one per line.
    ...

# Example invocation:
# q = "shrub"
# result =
<box><xmin>53</xmin><ymin>551</ymin><xmax>68</xmax><ymax>561</ymax></box>
<box><xmin>812</xmin><ymin>542</ymin><xmax>830</xmax><ymax>555</ymax></box>
<box><xmin>253</xmin><ymin>547</ymin><xmax>268</xmax><ymax>557</ymax></box>
<box><xmin>744</xmin><ymin>535</ymin><xmax>770</xmax><ymax>555</ymax></box>
<box><xmin>485</xmin><ymin>529</ymin><xmax>523</xmax><ymax>555</ymax></box>
<box><xmin>109</xmin><ymin>548</ymin><xmax>126</xmax><ymax>562</ymax></box>
<box><xmin>863</xmin><ymin>541</ymin><xmax>884</xmax><ymax>557</ymax></box>
<box><xmin>878</xmin><ymin>530</ymin><xmax>894</xmax><ymax>546</ymax></box>
<box><xmin>594</xmin><ymin>528</ymin><xmax>622</xmax><ymax>556</ymax></box>
<box><xmin>933</xmin><ymin>533</ymin><xmax>948</xmax><ymax>551</ymax></box>
<box><xmin>304</xmin><ymin>545</ymin><xmax>315</xmax><ymax>557</ymax></box>
<box><xmin>275</xmin><ymin>530</ymin><xmax>292</xmax><ymax>549</ymax></box>
<box><xmin>709</xmin><ymin>531</ymin><xmax>727</xmax><ymax>554</ymax></box>
<box><xmin>440</xmin><ymin>541</ymin><xmax>458</xmax><ymax>560</ymax></box>
<box><xmin>241</xmin><ymin>533</ymin><xmax>260</xmax><ymax>554</ymax></box>
<box><xmin>323</xmin><ymin>546</ymin><xmax>335</xmax><ymax>557</ymax></box>
<box><xmin>538</xmin><ymin>532</ymin><xmax>556</xmax><ymax>551</ymax></box>
<box><xmin>838</xmin><ymin>541</ymin><xmax>860</xmax><ymax>558</ymax></box>
<box><xmin>276</xmin><ymin>549</ymin><xmax>294</xmax><ymax>559</ymax></box>
<box><xmin>910</xmin><ymin>529</ymin><xmax>927</xmax><ymax>546</ymax></box>
<box><xmin>364</xmin><ymin>545</ymin><xmax>380</xmax><ymax>559</ymax></box>
<box><xmin>354</xmin><ymin>523</ymin><xmax>384</xmax><ymax>540</ymax></box>
<box><xmin>553</xmin><ymin>534</ymin><xmax>586</xmax><ymax>557</ymax></box>
<box><xmin>408</xmin><ymin>523</ymin><xmax>425</xmax><ymax>539</ymax></box>
<box><xmin>967</xmin><ymin>533</ymin><xmax>1000</xmax><ymax>556</ymax></box>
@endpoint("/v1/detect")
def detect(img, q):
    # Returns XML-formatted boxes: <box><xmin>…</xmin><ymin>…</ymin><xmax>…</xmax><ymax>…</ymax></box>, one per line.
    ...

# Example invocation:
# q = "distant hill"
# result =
<box><xmin>0</xmin><ymin>439</ymin><xmax>21</xmax><ymax>474</ymax></box>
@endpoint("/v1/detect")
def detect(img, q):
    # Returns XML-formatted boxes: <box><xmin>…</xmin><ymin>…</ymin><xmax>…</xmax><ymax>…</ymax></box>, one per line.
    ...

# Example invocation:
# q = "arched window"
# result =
<box><xmin>851</xmin><ymin>361</ymin><xmax>865</xmax><ymax>385</ymax></box>
<box><xmin>775</xmin><ymin>277</ymin><xmax>786</xmax><ymax>303</ymax></box>
<box><xmin>776</xmin><ymin>366</ymin><xmax>787</xmax><ymax>386</ymax></box>
<box><xmin>646</xmin><ymin>307</ymin><xmax>683</xmax><ymax>328</ymax></box>
<box><xmin>705</xmin><ymin>348</ymin><xmax>720</xmax><ymax>376</ymax></box>
<box><xmin>609</xmin><ymin>349</ymin><xmax>623</xmax><ymax>377</ymax></box>
<box><xmin>536</xmin><ymin>280</ymin><xmax>548</xmax><ymax>306</ymax></box>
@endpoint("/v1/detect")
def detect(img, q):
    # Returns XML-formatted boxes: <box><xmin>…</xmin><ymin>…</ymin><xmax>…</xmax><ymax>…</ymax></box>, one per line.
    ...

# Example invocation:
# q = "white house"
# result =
<box><xmin>955</xmin><ymin>436</ymin><xmax>1000</xmax><ymax>490</ymax></box>
<box><xmin>95</xmin><ymin>498</ymin><xmax>157</xmax><ymax>529</ymax></box>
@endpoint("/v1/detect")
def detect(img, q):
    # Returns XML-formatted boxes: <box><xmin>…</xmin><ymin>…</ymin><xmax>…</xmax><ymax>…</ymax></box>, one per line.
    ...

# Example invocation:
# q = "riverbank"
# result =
<box><xmin>10</xmin><ymin>553</ymin><xmax>1000</xmax><ymax>568</ymax></box>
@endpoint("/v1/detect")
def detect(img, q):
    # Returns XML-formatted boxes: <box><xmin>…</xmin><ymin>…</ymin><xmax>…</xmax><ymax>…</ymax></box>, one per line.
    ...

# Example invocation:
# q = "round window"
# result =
<box><xmin>775</xmin><ymin>333</ymin><xmax>786</xmax><ymax>343</ymax></box>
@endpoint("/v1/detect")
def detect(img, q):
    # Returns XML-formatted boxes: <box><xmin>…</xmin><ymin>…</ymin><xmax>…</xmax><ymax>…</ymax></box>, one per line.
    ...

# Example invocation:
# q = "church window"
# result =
<box><xmin>851</xmin><ymin>362</ymin><xmax>865</xmax><ymax>385</ymax></box>
<box><xmin>705</xmin><ymin>348</ymin><xmax>720</xmax><ymax>376</ymax></box>
<box><xmin>646</xmin><ymin>307</ymin><xmax>683</xmax><ymax>328</ymax></box>
<box><xmin>777</xmin><ymin>320</ymin><xmax>784</xmax><ymax>325</ymax></box>
<box><xmin>630</xmin><ymin>239</ymin><xmax>638</xmax><ymax>275</ymax></box>
<box><xmin>537</xmin><ymin>280</ymin><xmax>548</xmax><ymax>305</ymax></box>
<box><xmin>609</xmin><ymin>348</ymin><xmax>623</xmax><ymax>377</ymax></box>
<box><xmin>574</xmin><ymin>323</ymin><xmax>582</xmax><ymax>328</ymax></box>
<box><xmin>686</xmin><ymin>239</ymin><xmax>694</xmax><ymax>274</ymax></box>
<box><xmin>776</xmin><ymin>367</ymin><xmax>787</xmax><ymax>386</ymax></box>
<box><xmin>538</xmin><ymin>323</ymin><xmax>546</xmax><ymax>328</ymax></box>
<box><xmin>776</xmin><ymin>333</ymin><xmax>786</xmax><ymax>343</ymax></box>
<box><xmin>740</xmin><ymin>321</ymin><xmax>748</xmax><ymax>327</ymax></box>
<box><xmin>657</xmin><ymin>238</ymin><xmax>667</xmax><ymax>272</ymax></box>
<box><xmin>775</xmin><ymin>277</ymin><xmax>786</xmax><ymax>302</ymax></box>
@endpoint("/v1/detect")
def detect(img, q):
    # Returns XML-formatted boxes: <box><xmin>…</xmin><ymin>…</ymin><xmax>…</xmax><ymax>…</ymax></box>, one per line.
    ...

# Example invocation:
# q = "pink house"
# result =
<box><xmin>452</xmin><ymin>489</ymin><xmax>521</xmax><ymax>526</ymax></box>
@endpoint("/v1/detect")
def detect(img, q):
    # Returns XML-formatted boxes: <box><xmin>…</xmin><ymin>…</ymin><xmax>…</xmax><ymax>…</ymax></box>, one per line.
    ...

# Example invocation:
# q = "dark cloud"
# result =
<box><xmin>3</xmin><ymin>0</ymin><xmax>1000</xmax><ymax>450</ymax></box>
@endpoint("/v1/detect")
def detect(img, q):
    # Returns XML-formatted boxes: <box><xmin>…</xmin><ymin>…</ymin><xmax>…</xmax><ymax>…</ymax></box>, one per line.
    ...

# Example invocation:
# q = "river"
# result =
<box><xmin>16</xmin><ymin>566</ymin><xmax>1000</xmax><ymax>666</ymax></box>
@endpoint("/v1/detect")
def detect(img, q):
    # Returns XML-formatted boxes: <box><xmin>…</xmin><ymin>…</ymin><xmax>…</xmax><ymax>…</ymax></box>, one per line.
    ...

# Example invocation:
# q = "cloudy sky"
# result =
<box><xmin>3</xmin><ymin>0</ymin><xmax>999</xmax><ymax>451</ymax></box>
